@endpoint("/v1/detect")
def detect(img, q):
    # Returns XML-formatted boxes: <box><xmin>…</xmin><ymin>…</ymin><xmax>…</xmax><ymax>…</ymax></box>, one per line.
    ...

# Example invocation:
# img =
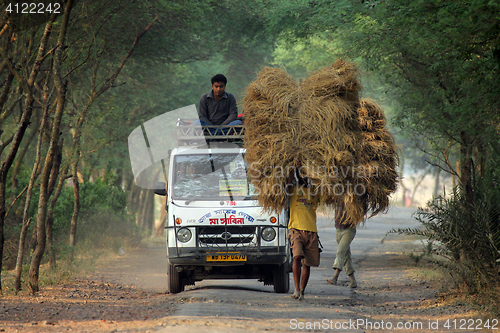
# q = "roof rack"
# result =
<box><xmin>176</xmin><ymin>118</ymin><xmax>245</xmax><ymax>146</ymax></box>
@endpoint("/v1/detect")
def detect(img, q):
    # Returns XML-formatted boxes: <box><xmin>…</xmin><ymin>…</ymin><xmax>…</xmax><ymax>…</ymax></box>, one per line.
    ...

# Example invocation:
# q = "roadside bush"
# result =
<box><xmin>2</xmin><ymin>166</ymin><xmax>41</xmax><ymax>270</ymax></box>
<box><xmin>1</xmin><ymin>174</ymin><xmax>143</xmax><ymax>292</ymax></box>
<box><xmin>52</xmin><ymin>177</ymin><xmax>141</xmax><ymax>251</ymax></box>
<box><xmin>387</xmin><ymin>172</ymin><xmax>500</xmax><ymax>313</ymax></box>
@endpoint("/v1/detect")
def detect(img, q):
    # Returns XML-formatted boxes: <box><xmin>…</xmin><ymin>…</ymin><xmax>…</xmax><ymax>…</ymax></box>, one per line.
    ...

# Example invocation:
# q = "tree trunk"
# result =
<box><xmin>47</xmin><ymin>163</ymin><xmax>67</xmax><ymax>269</ymax></box>
<box><xmin>69</xmin><ymin>161</ymin><xmax>80</xmax><ymax>247</ymax></box>
<box><xmin>128</xmin><ymin>183</ymin><xmax>142</xmax><ymax>217</ymax></box>
<box><xmin>14</xmin><ymin>85</ymin><xmax>50</xmax><ymax>292</ymax></box>
<box><xmin>28</xmin><ymin>177</ymin><xmax>50</xmax><ymax>293</ymax></box>
<box><xmin>0</xmin><ymin>183</ymin><xmax>7</xmax><ymax>293</ymax></box>
<box><xmin>28</xmin><ymin>0</ymin><xmax>74</xmax><ymax>294</ymax></box>
<box><xmin>155</xmin><ymin>195</ymin><xmax>167</xmax><ymax>238</ymax></box>
<box><xmin>115</xmin><ymin>168</ymin><xmax>123</xmax><ymax>189</ymax></box>
<box><xmin>0</xmin><ymin>69</ymin><xmax>35</xmax><ymax>294</ymax></box>
<box><xmin>474</xmin><ymin>137</ymin><xmax>485</xmax><ymax>178</ymax></box>
<box><xmin>442</xmin><ymin>144</ymin><xmax>456</xmax><ymax>191</ymax></box>
<box><xmin>29</xmin><ymin>223</ymin><xmax>38</xmax><ymax>260</ymax></box>
<box><xmin>0</xmin><ymin>71</ymin><xmax>14</xmax><ymax>114</ymax></box>
<box><xmin>432</xmin><ymin>168</ymin><xmax>441</xmax><ymax>203</ymax></box>
<box><xmin>448</xmin><ymin>133</ymin><xmax>475</xmax><ymax>262</ymax></box>
<box><xmin>459</xmin><ymin>131</ymin><xmax>474</xmax><ymax>214</ymax></box>
<box><xmin>46</xmin><ymin>139</ymin><xmax>64</xmax><ymax>269</ymax></box>
<box><xmin>14</xmin><ymin>218</ymin><xmax>31</xmax><ymax>292</ymax></box>
<box><xmin>410</xmin><ymin>172</ymin><xmax>428</xmax><ymax>206</ymax></box>
<box><xmin>144</xmin><ymin>189</ymin><xmax>155</xmax><ymax>236</ymax></box>
<box><xmin>136</xmin><ymin>188</ymin><xmax>147</xmax><ymax>227</ymax></box>
<box><xmin>399</xmin><ymin>156</ymin><xmax>406</xmax><ymax>206</ymax></box>
<box><xmin>0</xmin><ymin>6</ymin><xmax>57</xmax><ymax>294</ymax></box>
<box><xmin>10</xmin><ymin>112</ymin><xmax>39</xmax><ymax>199</ymax></box>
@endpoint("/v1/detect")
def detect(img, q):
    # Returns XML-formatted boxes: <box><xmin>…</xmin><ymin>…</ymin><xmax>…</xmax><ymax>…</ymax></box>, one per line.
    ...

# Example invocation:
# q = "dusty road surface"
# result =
<box><xmin>1</xmin><ymin>207</ymin><xmax>487</xmax><ymax>332</ymax></box>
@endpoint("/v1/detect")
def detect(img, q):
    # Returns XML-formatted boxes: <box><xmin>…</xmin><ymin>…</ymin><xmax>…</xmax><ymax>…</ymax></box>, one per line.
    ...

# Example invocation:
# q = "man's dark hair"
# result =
<box><xmin>211</xmin><ymin>74</ymin><xmax>227</xmax><ymax>85</ymax></box>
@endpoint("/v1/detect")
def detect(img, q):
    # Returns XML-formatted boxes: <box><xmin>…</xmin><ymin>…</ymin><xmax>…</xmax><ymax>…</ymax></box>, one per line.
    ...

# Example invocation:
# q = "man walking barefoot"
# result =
<box><xmin>288</xmin><ymin>166</ymin><xmax>320</xmax><ymax>300</ymax></box>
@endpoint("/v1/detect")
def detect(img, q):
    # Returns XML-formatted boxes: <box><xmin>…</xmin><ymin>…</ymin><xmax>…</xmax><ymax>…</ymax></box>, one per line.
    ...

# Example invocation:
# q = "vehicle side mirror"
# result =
<box><xmin>153</xmin><ymin>182</ymin><xmax>167</xmax><ymax>196</ymax></box>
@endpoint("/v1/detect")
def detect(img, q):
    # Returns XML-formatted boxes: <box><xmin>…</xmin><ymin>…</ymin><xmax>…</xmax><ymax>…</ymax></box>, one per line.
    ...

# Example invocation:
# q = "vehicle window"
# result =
<box><xmin>172</xmin><ymin>153</ymin><xmax>252</xmax><ymax>200</ymax></box>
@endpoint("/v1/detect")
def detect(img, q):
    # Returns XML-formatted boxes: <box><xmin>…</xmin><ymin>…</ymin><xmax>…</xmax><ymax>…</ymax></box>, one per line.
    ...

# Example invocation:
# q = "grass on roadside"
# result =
<box><xmin>0</xmin><ymin>235</ymin><xmax>139</xmax><ymax>296</ymax></box>
<box><xmin>404</xmin><ymin>251</ymin><xmax>500</xmax><ymax>317</ymax></box>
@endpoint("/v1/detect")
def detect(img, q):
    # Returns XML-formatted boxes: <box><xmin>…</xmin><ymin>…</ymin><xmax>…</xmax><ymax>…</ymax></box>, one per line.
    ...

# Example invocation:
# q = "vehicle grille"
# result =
<box><xmin>197</xmin><ymin>226</ymin><xmax>257</xmax><ymax>250</ymax></box>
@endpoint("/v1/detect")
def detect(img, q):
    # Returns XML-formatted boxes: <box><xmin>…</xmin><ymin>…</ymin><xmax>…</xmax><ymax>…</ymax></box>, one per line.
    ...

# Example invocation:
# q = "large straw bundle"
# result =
<box><xmin>244</xmin><ymin>67</ymin><xmax>300</xmax><ymax>211</ymax></box>
<box><xmin>243</xmin><ymin>60</ymin><xmax>399</xmax><ymax>226</ymax></box>
<box><xmin>356</xmin><ymin>98</ymin><xmax>399</xmax><ymax>216</ymax></box>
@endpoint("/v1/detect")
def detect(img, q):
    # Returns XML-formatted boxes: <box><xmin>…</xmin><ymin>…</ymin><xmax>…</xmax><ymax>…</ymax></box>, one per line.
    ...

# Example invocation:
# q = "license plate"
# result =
<box><xmin>206</xmin><ymin>252</ymin><xmax>247</xmax><ymax>261</ymax></box>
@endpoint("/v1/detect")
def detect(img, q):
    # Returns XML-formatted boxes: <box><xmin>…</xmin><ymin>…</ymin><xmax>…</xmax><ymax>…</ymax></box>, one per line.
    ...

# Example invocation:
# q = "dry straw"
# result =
<box><xmin>243</xmin><ymin>60</ymin><xmax>399</xmax><ymax>227</ymax></box>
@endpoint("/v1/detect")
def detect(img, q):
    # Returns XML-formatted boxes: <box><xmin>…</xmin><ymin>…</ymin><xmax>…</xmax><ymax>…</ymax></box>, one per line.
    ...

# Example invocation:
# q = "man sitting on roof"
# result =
<box><xmin>194</xmin><ymin>74</ymin><xmax>242</xmax><ymax>135</ymax></box>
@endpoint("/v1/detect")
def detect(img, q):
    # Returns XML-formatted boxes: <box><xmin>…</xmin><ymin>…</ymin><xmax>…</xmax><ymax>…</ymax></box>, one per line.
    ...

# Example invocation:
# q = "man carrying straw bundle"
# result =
<box><xmin>287</xmin><ymin>164</ymin><xmax>320</xmax><ymax>300</ymax></box>
<box><xmin>242</xmin><ymin>61</ymin><xmax>399</xmax><ymax>296</ymax></box>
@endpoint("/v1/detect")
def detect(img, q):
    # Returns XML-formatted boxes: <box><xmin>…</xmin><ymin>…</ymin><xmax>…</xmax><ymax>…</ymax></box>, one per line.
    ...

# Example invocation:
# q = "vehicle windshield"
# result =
<box><xmin>172</xmin><ymin>153</ymin><xmax>253</xmax><ymax>200</ymax></box>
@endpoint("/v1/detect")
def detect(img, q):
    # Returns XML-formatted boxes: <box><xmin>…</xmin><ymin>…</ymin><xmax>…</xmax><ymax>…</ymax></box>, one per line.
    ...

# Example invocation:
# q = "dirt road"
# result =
<box><xmin>1</xmin><ymin>207</ymin><xmax>485</xmax><ymax>332</ymax></box>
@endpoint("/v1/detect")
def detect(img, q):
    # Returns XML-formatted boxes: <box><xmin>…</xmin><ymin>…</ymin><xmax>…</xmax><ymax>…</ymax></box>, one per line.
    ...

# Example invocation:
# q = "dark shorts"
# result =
<box><xmin>288</xmin><ymin>228</ymin><xmax>320</xmax><ymax>267</ymax></box>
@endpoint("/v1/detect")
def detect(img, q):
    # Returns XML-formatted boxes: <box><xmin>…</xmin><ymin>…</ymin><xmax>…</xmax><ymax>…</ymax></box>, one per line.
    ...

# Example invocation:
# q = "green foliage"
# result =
<box><xmin>386</xmin><ymin>172</ymin><xmax>500</xmax><ymax>308</ymax></box>
<box><xmin>53</xmin><ymin>177</ymin><xmax>140</xmax><ymax>248</ymax></box>
<box><xmin>268</xmin><ymin>5</ymin><xmax>500</xmax><ymax>308</ymax></box>
<box><xmin>272</xmin><ymin>33</ymin><xmax>346</xmax><ymax>79</ymax></box>
<box><xmin>267</xmin><ymin>0</ymin><xmax>500</xmax><ymax>178</ymax></box>
<box><xmin>1</xmin><ymin>0</ymin><xmax>277</xmax><ymax>270</ymax></box>
<box><xmin>1</xmin><ymin>165</ymin><xmax>42</xmax><ymax>270</ymax></box>
<box><xmin>67</xmin><ymin>0</ymin><xmax>276</xmax><ymax>183</ymax></box>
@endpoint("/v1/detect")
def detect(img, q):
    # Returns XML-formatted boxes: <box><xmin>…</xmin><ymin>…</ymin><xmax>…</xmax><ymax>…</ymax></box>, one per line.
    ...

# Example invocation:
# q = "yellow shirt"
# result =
<box><xmin>288</xmin><ymin>184</ymin><xmax>319</xmax><ymax>232</ymax></box>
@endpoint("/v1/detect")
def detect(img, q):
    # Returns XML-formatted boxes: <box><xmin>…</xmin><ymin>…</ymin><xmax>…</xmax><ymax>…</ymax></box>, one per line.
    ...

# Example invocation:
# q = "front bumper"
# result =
<box><xmin>167</xmin><ymin>247</ymin><xmax>288</xmax><ymax>266</ymax></box>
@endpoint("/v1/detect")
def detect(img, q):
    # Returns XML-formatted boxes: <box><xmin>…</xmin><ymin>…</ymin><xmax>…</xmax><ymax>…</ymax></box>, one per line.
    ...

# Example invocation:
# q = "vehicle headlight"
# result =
<box><xmin>261</xmin><ymin>227</ymin><xmax>276</xmax><ymax>242</ymax></box>
<box><xmin>177</xmin><ymin>228</ymin><xmax>192</xmax><ymax>243</ymax></box>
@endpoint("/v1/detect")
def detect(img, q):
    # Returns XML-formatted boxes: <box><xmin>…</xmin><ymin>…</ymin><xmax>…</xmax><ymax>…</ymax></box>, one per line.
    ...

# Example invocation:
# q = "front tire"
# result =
<box><xmin>273</xmin><ymin>263</ymin><xmax>290</xmax><ymax>293</ymax></box>
<box><xmin>167</xmin><ymin>262</ymin><xmax>184</xmax><ymax>293</ymax></box>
